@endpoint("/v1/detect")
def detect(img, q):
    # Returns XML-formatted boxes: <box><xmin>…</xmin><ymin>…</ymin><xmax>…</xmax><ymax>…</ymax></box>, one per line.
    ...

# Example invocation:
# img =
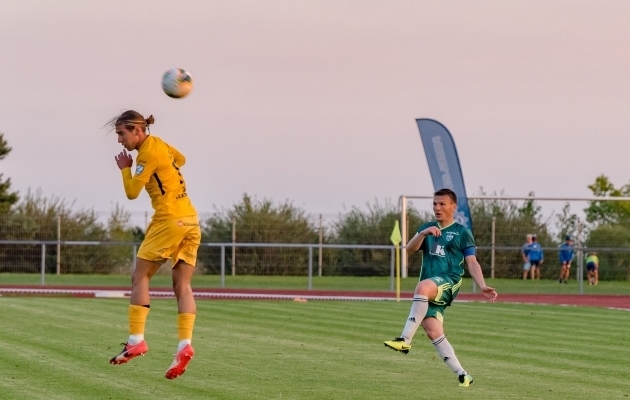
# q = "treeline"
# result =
<box><xmin>2</xmin><ymin>186</ymin><xmax>630</xmax><ymax>279</ymax></box>
<box><xmin>1</xmin><ymin>126</ymin><xmax>629</xmax><ymax>279</ymax></box>
<box><xmin>1</xmin><ymin>192</ymin><xmax>426</xmax><ymax>275</ymax></box>
<box><xmin>201</xmin><ymin>195</ymin><xmax>432</xmax><ymax>276</ymax></box>
<box><xmin>0</xmin><ymin>190</ymin><xmax>143</xmax><ymax>273</ymax></box>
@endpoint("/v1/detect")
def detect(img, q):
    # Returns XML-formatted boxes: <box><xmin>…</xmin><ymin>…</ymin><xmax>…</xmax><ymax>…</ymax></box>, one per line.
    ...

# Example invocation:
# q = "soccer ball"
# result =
<box><xmin>161</xmin><ymin>68</ymin><xmax>193</xmax><ymax>99</ymax></box>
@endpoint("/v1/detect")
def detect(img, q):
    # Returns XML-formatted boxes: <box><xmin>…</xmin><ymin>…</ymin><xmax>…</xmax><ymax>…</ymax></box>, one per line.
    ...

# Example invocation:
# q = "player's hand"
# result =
<box><xmin>115</xmin><ymin>150</ymin><xmax>133</xmax><ymax>170</ymax></box>
<box><xmin>481</xmin><ymin>286</ymin><xmax>498</xmax><ymax>303</ymax></box>
<box><xmin>420</xmin><ymin>226</ymin><xmax>441</xmax><ymax>237</ymax></box>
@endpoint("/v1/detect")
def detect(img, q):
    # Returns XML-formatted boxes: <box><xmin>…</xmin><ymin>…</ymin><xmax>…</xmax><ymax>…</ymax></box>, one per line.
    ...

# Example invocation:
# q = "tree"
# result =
<box><xmin>467</xmin><ymin>189</ymin><xmax>554</xmax><ymax>278</ymax></box>
<box><xmin>0</xmin><ymin>190</ymin><xmax>141</xmax><ymax>274</ymax></box>
<box><xmin>555</xmin><ymin>203</ymin><xmax>588</xmax><ymax>244</ymax></box>
<box><xmin>0</xmin><ymin>133</ymin><xmax>19</xmax><ymax>213</ymax></box>
<box><xmin>585</xmin><ymin>225</ymin><xmax>630</xmax><ymax>281</ymax></box>
<box><xmin>331</xmin><ymin>199</ymin><xmax>430</xmax><ymax>276</ymax></box>
<box><xmin>585</xmin><ymin>175</ymin><xmax>630</xmax><ymax>225</ymax></box>
<box><xmin>583</xmin><ymin>175</ymin><xmax>630</xmax><ymax>281</ymax></box>
<box><xmin>202</xmin><ymin>194</ymin><xmax>318</xmax><ymax>275</ymax></box>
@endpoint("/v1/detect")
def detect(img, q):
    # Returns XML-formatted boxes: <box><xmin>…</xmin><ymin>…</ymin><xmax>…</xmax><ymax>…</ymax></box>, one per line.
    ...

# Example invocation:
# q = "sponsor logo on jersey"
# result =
<box><xmin>430</xmin><ymin>243</ymin><xmax>446</xmax><ymax>257</ymax></box>
<box><xmin>135</xmin><ymin>164</ymin><xmax>145</xmax><ymax>175</ymax></box>
<box><xmin>182</xmin><ymin>222</ymin><xmax>199</xmax><ymax>227</ymax></box>
<box><xmin>177</xmin><ymin>221</ymin><xmax>183</xmax><ymax>227</ymax></box>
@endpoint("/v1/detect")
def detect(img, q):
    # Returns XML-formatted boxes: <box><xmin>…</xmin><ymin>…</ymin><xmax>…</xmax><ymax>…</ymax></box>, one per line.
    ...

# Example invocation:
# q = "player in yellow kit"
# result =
<box><xmin>108</xmin><ymin>110</ymin><xmax>200</xmax><ymax>380</ymax></box>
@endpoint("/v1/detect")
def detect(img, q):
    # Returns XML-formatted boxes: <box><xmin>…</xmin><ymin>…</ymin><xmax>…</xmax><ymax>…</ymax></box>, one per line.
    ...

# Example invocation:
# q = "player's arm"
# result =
<box><xmin>406</xmin><ymin>225</ymin><xmax>441</xmax><ymax>254</ymax></box>
<box><xmin>121</xmin><ymin>169</ymin><xmax>145</xmax><ymax>199</ymax></box>
<box><xmin>115</xmin><ymin>149</ymin><xmax>148</xmax><ymax>200</ymax></box>
<box><xmin>168</xmin><ymin>144</ymin><xmax>186</xmax><ymax>167</ymax></box>
<box><xmin>465</xmin><ymin>254</ymin><xmax>497</xmax><ymax>302</ymax></box>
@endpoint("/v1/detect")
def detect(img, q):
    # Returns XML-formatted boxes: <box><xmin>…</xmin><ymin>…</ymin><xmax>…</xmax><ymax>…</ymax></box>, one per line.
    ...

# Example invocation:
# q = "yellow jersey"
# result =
<box><xmin>586</xmin><ymin>254</ymin><xmax>599</xmax><ymax>265</ymax></box>
<box><xmin>130</xmin><ymin>135</ymin><xmax>196</xmax><ymax>220</ymax></box>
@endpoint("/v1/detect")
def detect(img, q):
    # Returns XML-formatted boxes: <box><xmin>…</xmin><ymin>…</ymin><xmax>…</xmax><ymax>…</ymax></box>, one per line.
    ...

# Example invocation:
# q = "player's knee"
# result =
<box><xmin>422</xmin><ymin>324</ymin><xmax>442</xmax><ymax>340</ymax></box>
<box><xmin>131</xmin><ymin>270</ymin><xmax>150</xmax><ymax>287</ymax></box>
<box><xmin>426</xmin><ymin>331</ymin><xmax>441</xmax><ymax>341</ymax></box>
<box><xmin>172</xmin><ymin>279</ymin><xmax>191</xmax><ymax>296</ymax></box>
<box><xmin>415</xmin><ymin>280</ymin><xmax>437</xmax><ymax>297</ymax></box>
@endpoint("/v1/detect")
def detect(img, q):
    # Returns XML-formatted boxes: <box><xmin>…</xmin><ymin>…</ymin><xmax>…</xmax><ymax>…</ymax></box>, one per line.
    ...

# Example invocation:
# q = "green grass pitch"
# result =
<box><xmin>0</xmin><ymin>297</ymin><xmax>628</xmax><ymax>399</ymax></box>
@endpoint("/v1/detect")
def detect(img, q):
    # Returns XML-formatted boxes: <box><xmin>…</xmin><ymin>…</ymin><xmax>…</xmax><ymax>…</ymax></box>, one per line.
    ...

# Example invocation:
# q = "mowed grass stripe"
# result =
<box><xmin>1</xmin><ymin>298</ymin><xmax>629</xmax><ymax>399</ymax></box>
<box><xmin>0</xmin><ymin>299</ymin><xmax>227</xmax><ymax>400</ymax></box>
<box><xmin>428</xmin><ymin>303</ymin><xmax>630</xmax><ymax>398</ymax></box>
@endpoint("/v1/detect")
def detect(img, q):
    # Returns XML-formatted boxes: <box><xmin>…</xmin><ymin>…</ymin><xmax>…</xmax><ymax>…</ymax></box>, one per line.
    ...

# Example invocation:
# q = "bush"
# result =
<box><xmin>201</xmin><ymin>194</ymin><xmax>318</xmax><ymax>275</ymax></box>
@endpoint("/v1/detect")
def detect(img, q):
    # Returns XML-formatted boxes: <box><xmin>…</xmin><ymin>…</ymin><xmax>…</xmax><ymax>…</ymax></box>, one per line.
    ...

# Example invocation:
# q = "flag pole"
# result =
<box><xmin>395</xmin><ymin>243</ymin><xmax>400</xmax><ymax>302</ymax></box>
<box><xmin>390</xmin><ymin>220</ymin><xmax>402</xmax><ymax>302</ymax></box>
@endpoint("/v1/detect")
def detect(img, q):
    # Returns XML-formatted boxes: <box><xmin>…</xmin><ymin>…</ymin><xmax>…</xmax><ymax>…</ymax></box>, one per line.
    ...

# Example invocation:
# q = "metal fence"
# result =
<box><xmin>2</xmin><ymin>195</ymin><xmax>630</xmax><ymax>287</ymax></box>
<box><xmin>0</xmin><ymin>240</ymin><xmax>399</xmax><ymax>290</ymax></box>
<box><xmin>1</xmin><ymin>238</ymin><xmax>627</xmax><ymax>295</ymax></box>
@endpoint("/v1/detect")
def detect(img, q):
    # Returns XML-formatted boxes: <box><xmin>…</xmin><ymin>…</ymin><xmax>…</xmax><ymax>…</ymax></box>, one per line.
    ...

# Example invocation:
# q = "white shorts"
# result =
<box><xmin>523</xmin><ymin>262</ymin><xmax>531</xmax><ymax>271</ymax></box>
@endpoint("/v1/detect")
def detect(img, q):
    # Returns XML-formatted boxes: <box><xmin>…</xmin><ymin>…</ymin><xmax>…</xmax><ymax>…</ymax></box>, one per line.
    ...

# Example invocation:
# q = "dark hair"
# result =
<box><xmin>434</xmin><ymin>188</ymin><xmax>457</xmax><ymax>204</ymax></box>
<box><xmin>107</xmin><ymin>110</ymin><xmax>154</xmax><ymax>133</ymax></box>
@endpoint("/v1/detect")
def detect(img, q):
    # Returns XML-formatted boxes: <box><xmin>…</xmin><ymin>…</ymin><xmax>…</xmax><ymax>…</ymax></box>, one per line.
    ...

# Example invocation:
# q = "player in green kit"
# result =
<box><xmin>384</xmin><ymin>189</ymin><xmax>497</xmax><ymax>387</ymax></box>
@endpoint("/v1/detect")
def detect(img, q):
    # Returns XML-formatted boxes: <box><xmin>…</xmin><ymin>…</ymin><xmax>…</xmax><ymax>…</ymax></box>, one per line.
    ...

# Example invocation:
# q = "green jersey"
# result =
<box><xmin>417</xmin><ymin>221</ymin><xmax>476</xmax><ymax>282</ymax></box>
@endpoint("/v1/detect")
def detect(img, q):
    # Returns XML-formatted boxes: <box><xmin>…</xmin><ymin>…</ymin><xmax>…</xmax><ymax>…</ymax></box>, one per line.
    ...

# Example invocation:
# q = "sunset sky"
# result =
<box><xmin>2</xmin><ymin>1</ymin><xmax>629</xmax><ymax>218</ymax></box>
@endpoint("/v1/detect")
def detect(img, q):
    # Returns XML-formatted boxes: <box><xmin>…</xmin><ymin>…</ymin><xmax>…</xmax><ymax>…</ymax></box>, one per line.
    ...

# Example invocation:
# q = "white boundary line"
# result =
<box><xmin>0</xmin><ymin>288</ymin><xmax>400</xmax><ymax>301</ymax></box>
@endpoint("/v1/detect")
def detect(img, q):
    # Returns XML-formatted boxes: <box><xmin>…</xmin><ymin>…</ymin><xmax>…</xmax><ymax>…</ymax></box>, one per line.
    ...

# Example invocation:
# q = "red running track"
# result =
<box><xmin>1</xmin><ymin>285</ymin><xmax>629</xmax><ymax>309</ymax></box>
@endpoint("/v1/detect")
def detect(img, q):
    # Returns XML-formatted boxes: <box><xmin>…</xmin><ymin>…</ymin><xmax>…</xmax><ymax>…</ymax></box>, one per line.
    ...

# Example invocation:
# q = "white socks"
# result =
<box><xmin>128</xmin><ymin>334</ymin><xmax>144</xmax><ymax>345</ymax></box>
<box><xmin>399</xmin><ymin>294</ymin><xmax>466</xmax><ymax>376</ymax></box>
<box><xmin>129</xmin><ymin>336</ymin><xmax>191</xmax><ymax>352</ymax></box>
<box><xmin>177</xmin><ymin>339</ymin><xmax>191</xmax><ymax>352</ymax></box>
<box><xmin>432</xmin><ymin>334</ymin><xmax>465</xmax><ymax>375</ymax></box>
<box><xmin>400</xmin><ymin>295</ymin><xmax>428</xmax><ymax>343</ymax></box>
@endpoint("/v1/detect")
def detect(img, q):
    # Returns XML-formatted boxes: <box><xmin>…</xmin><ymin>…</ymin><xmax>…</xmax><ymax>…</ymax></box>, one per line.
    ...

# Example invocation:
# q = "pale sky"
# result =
<box><xmin>1</xmin><ymin>1</ymin><xmax>629</xmax><ymax>218</ymax></box>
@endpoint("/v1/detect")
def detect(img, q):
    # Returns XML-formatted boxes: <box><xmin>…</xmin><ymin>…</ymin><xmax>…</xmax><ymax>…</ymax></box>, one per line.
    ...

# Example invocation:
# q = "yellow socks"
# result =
<box><xmin>128</xmin><ymin>306</ymin><xmax>195</xmax><ymax>350</ymax></box>
<box><xmin>177</xmin><ymin>313</ymin><xmax>196</xmax><ymax>342</ymax></box>
<box><xmin>128</xmin><ymin>304</ymin><xmax>150</xmax><ymax>344</ymax></box>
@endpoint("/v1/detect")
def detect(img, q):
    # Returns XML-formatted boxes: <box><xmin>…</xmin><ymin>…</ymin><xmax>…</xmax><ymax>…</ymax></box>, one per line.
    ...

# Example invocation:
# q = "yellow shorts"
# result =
<box><xmin>137</xmin><ymin>215</ymin><xmax>201</xmax><ymax>266</ymax></box>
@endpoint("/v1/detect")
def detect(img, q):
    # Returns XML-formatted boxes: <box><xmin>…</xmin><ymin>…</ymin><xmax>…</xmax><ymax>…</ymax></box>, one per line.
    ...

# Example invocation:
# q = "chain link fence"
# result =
<box><xmin>1</xmin><ymin>196</ymin><xmax>630</xmax><ymax>282</ymax></box>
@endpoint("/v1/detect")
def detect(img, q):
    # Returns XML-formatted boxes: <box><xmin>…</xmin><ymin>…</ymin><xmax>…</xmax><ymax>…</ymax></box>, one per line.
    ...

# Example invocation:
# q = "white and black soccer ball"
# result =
<box><xmin>161</xmin><ymin>68</ymin><xmax>193</xmax><ymax>99</ymax></box>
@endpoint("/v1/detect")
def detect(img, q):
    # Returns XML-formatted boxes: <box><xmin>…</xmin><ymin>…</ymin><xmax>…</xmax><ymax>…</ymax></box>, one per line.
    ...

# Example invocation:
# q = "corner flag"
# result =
<box><xmin>390</xmin><ymin>220</ymin><xmax>402</xmax><ymax>245</ymax></box>
<box><xmin>390</xmin><ymin>220</ymin><xmax>402</xmax><ymax>302</ymax></box>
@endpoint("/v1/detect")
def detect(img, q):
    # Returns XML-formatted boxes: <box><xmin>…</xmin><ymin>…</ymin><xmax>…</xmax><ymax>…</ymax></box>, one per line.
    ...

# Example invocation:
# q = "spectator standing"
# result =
<box><xmin>521</xmin><ymin>234</ymin><xmax>533</xmax><ymax>280</ymax></box>
<box><xmin>558</xmin><ymin>235</ymin><xmax>574</xmax><ymax>284</ymax></box>
<box><xmin>586</xmin><ymin>252</ymin><xmax>600</xmax><ymax>286</ymax></box>
<box><xmin>528</xmin><ymin>235</ymin><xmax>544</xmax><ymax>280</ymax></box>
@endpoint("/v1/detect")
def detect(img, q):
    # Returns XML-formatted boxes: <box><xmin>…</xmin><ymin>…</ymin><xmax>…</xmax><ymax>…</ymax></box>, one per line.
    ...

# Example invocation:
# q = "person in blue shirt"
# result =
<box><xmin>558</xmin><ymin>235</ymin><xmax>574</xmax><ymax>284</ymax></box>
<box><xmin>521</xmin><ymin>234</ymin><xmax>533</xmax><ymax>280</ymax></box>
<box><xmin>527</xmin><ymin>235</ymin><xmax>544</xmax><ymax>280</ymax></box>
